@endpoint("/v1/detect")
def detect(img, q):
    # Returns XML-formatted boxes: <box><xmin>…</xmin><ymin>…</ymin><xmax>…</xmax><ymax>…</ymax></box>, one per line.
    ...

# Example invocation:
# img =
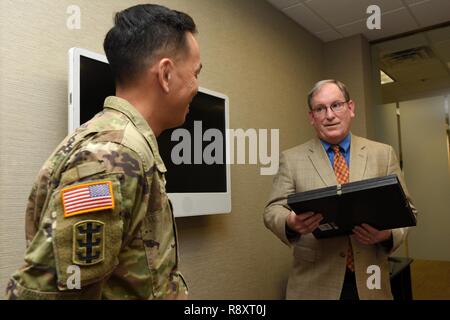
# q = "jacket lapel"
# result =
<box><xmin>349</xmin><ymin>134</ymin><xmax>367</xmax><ymax>182</ymax></box>
<box><xmin>307</xmin><ymin>138</ymin><xmax>337</xmax><ymax>187</ymax></box>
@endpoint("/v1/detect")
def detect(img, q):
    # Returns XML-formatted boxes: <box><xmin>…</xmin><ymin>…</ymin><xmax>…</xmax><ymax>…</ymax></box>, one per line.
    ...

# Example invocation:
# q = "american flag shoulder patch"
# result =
<box><xmin>61</xmin><ymin>181</ymin><xmax>115</xmax><ymax>218</ymax></box>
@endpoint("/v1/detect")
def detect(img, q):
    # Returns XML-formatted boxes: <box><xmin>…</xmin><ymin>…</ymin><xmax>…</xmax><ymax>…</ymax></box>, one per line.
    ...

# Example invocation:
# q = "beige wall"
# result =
<box><xmin>368</xmin><ymin>46</ymin><xmax>384</xmax><ymax>141</ymax></box>
<box><xmin>399</xmin><ymin>95</ymin><xmax>450</xmax><ymax>262</ymax></box>
<box><xmin>323</xmin><ymin>34</ymin><xmax>376</xmax><ymax>139</ymax></box>
<box><xmin>0</xmin><ymin>0</ymin><xmax>323</xmax><ymax>299</ymax></box>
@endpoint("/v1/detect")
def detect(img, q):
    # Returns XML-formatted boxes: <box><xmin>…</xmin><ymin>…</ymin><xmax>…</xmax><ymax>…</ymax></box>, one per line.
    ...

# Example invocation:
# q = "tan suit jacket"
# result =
<box><xmin>264</xmin><ymin>134</ymin><xmax>417</xmax><ymax>300</ymax></box>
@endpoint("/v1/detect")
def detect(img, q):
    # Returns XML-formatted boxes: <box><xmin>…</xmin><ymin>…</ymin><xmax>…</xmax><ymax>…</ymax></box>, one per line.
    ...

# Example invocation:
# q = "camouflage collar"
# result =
<box><xmin>103</xmin><ymin>96</ymin><xmax>167</xmax><ymax>172</ymax></box>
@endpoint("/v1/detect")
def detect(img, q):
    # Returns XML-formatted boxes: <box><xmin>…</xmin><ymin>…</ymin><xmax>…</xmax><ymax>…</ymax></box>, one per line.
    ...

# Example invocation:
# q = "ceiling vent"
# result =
<box><xmin>382</xmin><ymin>46</ymin><xmax>434</xmax><ymax>67</ymax></box>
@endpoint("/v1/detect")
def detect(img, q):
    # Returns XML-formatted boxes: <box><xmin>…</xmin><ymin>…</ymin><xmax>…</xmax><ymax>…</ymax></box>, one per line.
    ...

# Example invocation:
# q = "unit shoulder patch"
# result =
<box><xmin>73</xmin><ymin>220</ymin><xmax>105</xmax><ymax>266</ymax></box>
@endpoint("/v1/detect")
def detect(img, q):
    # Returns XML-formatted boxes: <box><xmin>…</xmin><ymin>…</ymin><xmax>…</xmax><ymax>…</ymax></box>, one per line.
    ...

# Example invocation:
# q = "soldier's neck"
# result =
<box><xmin>116</xmin><ymin>81</ymin><xmax>167</xmax><ymax>134</ymax></box>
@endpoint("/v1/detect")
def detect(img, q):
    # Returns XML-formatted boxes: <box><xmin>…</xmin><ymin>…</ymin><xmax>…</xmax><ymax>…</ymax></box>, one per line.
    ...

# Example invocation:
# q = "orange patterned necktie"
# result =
<box><xmin>332</xmin><ymin>145</ymin><xmax>354</xmax><ymax>272</ymax></box>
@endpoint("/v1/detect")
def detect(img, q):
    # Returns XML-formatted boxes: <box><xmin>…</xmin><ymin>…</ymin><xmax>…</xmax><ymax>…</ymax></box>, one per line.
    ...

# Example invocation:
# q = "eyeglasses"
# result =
<box><xmin>311</xmin><ymin>101</ymin><xmax>348</xmax><ymax>117</ymax></box>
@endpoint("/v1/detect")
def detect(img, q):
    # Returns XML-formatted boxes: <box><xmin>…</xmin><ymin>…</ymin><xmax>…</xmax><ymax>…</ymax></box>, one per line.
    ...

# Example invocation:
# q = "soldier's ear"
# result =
<box><xmin>157</xmin><ymin>58</ymin><xmax>173</xmax><ymax>94</ymax></box>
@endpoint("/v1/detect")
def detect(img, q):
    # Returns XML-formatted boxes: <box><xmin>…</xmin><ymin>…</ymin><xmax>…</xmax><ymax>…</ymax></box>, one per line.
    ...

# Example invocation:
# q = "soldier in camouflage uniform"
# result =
<box><xmin>5</xmin><ymin>4</ymin><xmax>202</xmax><ymax>299</ymax></box>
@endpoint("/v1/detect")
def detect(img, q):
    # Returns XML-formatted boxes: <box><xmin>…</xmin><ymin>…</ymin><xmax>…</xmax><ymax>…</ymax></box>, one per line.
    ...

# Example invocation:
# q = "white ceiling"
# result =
<box><xmin>374</xmin><ymin>24</ymin><xmax>450</xmax><ymax>102</ymax></box>
<box><xmin>267</xmin><ymin>0</ymin><xmax>450</xmax><ymax>42</ymax></box>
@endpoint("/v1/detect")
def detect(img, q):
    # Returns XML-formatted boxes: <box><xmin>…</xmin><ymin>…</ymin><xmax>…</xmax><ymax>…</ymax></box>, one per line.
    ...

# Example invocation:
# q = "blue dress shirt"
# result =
<box><xmin>320</xmin><ymin>134</ymin><xmax>351</xmax><ymax>167</ymax></box>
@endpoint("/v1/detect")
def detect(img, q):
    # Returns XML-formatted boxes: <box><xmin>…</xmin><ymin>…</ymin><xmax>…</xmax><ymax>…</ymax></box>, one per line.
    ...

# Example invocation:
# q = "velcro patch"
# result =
<box><xmin>61</xmin><ymin>181</ymin><xmax>114</xmax><ymax>218</ymax></box>
<box><xmin>73</xmin><ymin>220</ymin><xmax>105</xmax><ymax>266</ymax></box>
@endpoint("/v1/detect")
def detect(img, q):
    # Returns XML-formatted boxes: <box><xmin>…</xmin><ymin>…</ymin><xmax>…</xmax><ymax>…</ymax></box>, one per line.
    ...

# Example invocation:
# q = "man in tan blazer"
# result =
<box><xmin>264</xmin><ymin>79</ymin><xmax>417</xmax><ymax>300</ymax></box>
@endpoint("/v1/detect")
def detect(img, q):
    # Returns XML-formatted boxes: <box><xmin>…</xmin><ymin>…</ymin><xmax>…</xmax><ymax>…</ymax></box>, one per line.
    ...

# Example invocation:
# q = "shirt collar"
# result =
<box><xmin>103</xmin><ymin>96</ymin><xmax>166</xmax><ymax>172</ymax></box>
<box><xmin>320</xmin><ymin>133</ymin><xmax>351</xmax><ymax>154</ymax></box>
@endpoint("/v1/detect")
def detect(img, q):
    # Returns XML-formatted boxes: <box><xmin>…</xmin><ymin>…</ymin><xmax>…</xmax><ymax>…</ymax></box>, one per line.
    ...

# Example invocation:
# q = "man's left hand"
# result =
<box><xmin>353</xmin><ymin>224</ymin><xmax>392</xmax><ymax>245</ymax></box>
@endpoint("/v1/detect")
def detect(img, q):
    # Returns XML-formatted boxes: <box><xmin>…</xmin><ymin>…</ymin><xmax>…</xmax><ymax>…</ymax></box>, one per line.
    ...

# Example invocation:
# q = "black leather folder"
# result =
<box><xmin>287</xmin><ymin>174</ymin><xmax>416</xmax><ymax>239</ymax></box>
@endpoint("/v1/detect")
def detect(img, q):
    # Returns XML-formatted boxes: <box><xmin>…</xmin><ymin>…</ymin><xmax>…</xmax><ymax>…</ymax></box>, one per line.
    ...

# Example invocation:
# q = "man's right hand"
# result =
<box><xmin>286</xmin><ymin>211</ymin><xmax>323</xmax><ymax>235</ymax></box>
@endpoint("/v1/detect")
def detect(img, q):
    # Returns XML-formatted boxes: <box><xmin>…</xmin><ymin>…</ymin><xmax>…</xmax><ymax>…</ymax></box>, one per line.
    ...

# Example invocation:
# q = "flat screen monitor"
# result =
<box><xmin>68</xmin><ymin>47</ymin><xmax>231</xmax><ymax>217</ymax></box>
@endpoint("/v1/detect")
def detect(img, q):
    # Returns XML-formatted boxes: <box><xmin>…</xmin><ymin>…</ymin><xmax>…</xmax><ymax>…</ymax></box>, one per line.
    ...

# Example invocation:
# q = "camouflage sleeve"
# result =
<box><xmin>6</xmin><ymin>141</ymin><xmax>147</xmax><ymax>299</ymax></box>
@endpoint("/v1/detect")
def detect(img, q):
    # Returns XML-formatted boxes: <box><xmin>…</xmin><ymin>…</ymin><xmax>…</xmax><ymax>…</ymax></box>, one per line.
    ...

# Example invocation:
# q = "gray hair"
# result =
<box><xmin>307</xmin><ymin>79</ymin><xmax>350</xmax><ymax>110</ymax></box>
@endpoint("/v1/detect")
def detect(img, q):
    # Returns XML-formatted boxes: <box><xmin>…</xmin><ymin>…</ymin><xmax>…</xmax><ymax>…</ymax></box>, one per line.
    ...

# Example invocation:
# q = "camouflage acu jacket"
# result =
<box><xmin>5</xmin><ymin>96</ymin><xmax>188</xmax><ymax>299</ymax></box>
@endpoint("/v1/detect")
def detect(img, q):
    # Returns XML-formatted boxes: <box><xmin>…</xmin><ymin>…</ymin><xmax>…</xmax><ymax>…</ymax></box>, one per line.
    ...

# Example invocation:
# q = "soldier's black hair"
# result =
<box><xmin>104</xmin><ymin>4</ymin><xmax>197</xmax><ymax>86</ymax></box>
